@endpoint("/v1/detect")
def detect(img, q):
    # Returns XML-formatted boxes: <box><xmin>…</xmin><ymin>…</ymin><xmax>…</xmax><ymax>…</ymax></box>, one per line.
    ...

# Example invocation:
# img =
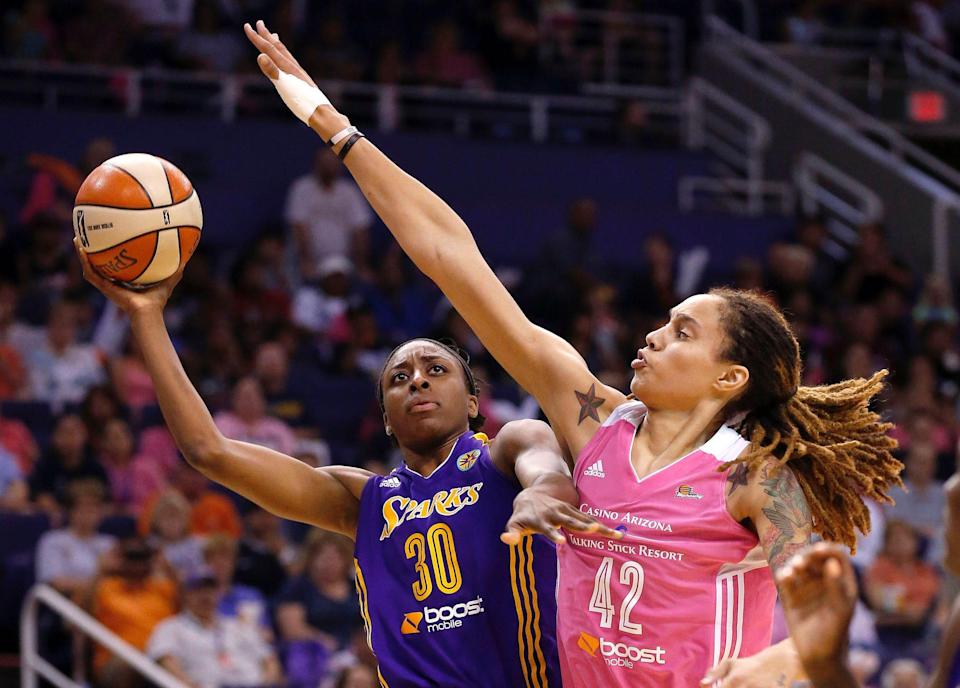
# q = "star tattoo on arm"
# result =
<box><xmin>575</xmin><ymin>383</ymin><xmax>605</xmax><ymax>425</ymax></box>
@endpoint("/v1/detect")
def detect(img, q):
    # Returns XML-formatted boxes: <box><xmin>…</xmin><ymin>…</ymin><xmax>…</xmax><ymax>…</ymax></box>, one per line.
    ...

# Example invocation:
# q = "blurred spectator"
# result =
<box><xmin>98</xmin><ymin>417</ymin><xmax>166</xmax><ymax>515</ymax></box>
<box><xmin>28</xmin><ymin>413</ymin><xmax>108</xmax><ymax>518</ymax></box>
<box><xmin>175</xmin><ymin>0</ymin><xmax>243</xmax><ymax>72</ymax></box>
<box><xmin>786</xmin><ymin>0</ymin><xmax>825</xmax><ymax>44</ymax></box>
<box><xmin>80</xmin><ymin>384</ymin><xmax>125</xmax><ymax>445</ymax></box>
<box><xmin>90</xmin><ymin>537</ymin><xmax>176</xmax><ymax>686</ymax></box>
<box><xmin>146</xmin><ymin>489</ymin><xmax>206</xmax><ymax>581</ymax></box>
<box><xmin>480</xmin><ymin>0</ymin><xmax>540</xmax><ymax>91</ymax></box>
<box><xmin>864</xmin><ymin>520</ymin><xmax>940</xmax><ymax>663</ymax></box>
<box><xmin>362</xmin><ymin>246</ymin><xmax>434</xmax><ymax>345</ymax></box>
<box><xmin>300</xmin><ymin>16</ymin><xmax>363</xmax><ymax>82</ymax></box>
<box><xmin>414</xmin><ymin>20</ymin><xmax>489</xmax><ymax>89</ymax></box>
<box><xmin>18</xmin><ymin>300</ymin><xmax>106</xmax><ymax>411</ymax></box>
<box><xmin>276</xmin><ymin>530</ymin><xmax>363</xmax><ymax>650</ymax></box>
<box><xmin>254</xmin><ymin>340</ymin><xmax>312</xmax><ymax>430</ymax></box>
<box><xmin>20</xmin><ymin>138</ymin><xmax>115</xmax><ymax>227</ymax></box>
<box><xmin>913</xmin><ymin>274</ymin><xmax>958</xmax><ymax>327</ymax></box>
<box><xmin>887</xmin><ymin>441</ymin><xmax>946</xmax><ymax>550</ymax></box>
<box><xmin>333</xmin><ymin>303</ymin><xmax>390</xmax><ymax>379</ymax></box>
<box><xmin>3</xmin><ymin>0</ymin><xmax>59</xmax><ymax>60</ymax></box>
<box><xmin>880</xmin><ymin>658</ymin><xmax>928</xmax><ymax>688</ymax></box>
<box><xmin>203</xmin><ymin>534</ymin><xmax>271</xmax><ymax>632</ymax></box>
<box><xmin>173</xmin><ymin>460</ymin><xmax>243</xmax><ymax>537</ymax></box>
<box><xmin>323</xmin><ymin>627</ymin><xmax>379</xmax><ymax>688</ymax></box>
<box><xmin>0</xmin><ymin>402</ymin><xmax>39</xmax><ymax>473</ymax></box>
<box><xmin>109</xmin><ymin>337</ymin><xmax>156</xmax><ymax>416</ymax></box>
<box><xmin>0</xmin><ymin>444</ymin><xmax>28</xmax><ymax>511</ymax></box>
<box><xmin>230</xmin><ymin>251</ymin><xmax>292</xmax><ymax>348</ymax></box>
<box><xmin>291</xmin><ymin>255</ymin><xmax>354</xmax><ymax>339</ymax></box>
<box><xmin>622</xmin><ymin>231</ymin><xmax>677</xmax><ymax>320</ymax></box>
<box><xmin>284</xmin><ymin>149</ymin><xmax>373</xmax><ymax>282</ymax></box>
<box><xmin>235</xmin><ymin>506</ymin><xmax>292</xmax><ymax>598</ymax></box>
<box><xmin>147</xmin><ymin>566</ymin><xmax>282</xmax><ymax>688</ymax></box>
<box><xmin>35</xmin><ymin>480</ymin><xmax>114</xmax><ymax>600</ymax></box>
<box><xmin>0</xmin><ymin>282</ymin><xmax>27</xmax><ymax>400</ymax></box>
<box><xmin>840</xmin><ymin>224</ymin><xmax>912</xmax><ymax>306</ymax></box>
<box><xmin>62</xmin><ymin>0</ymin><xmax>133</xmax><ymax>66</ymax></box>
<box><xmin>215</xmin><ymin>376</ymin><xmax>298</xmax><ymax>456</ymax></box>
<box><xmin>332</xmin><ymin>663</ymin><xmax>379</xmax><ymax>688</ymax></box>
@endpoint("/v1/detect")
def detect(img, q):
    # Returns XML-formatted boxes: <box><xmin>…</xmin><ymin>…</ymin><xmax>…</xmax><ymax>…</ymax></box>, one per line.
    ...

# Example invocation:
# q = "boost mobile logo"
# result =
<box><xmin>402</xmin><ymin>597</ymin><xmax>485</xmax><ymax>635</ymax></box>
<box><xmin>577</xmin><ymin>631</ymin><xmax>667</xmax><ymax>668</ymax></box>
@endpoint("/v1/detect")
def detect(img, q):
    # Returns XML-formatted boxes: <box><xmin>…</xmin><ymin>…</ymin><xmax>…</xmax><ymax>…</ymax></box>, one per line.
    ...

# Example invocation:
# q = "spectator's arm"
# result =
<box><xmin>260</xmin><ymin>652</ymin><xmax>283</xmax><ymax>685</ymax></box>
<box><xmin>156</xmin><ymin>656</ymin><xmax>197</xmax><ymax>688</ymax></box>
<box><xmin>275</xmin><ymin>602</ymin><xmax>336</xmax><ymax>649</ymax></box>
<box><xmin>945</xmin><ymin>472</ymin><xmax>960</xmax><ymax>575</ymax></box>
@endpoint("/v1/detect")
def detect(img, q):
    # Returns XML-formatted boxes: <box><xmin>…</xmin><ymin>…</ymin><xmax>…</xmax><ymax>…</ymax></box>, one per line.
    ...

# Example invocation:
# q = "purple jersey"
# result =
<box><xmin>354</xmin><ymin>430</ymin><xmax>560</xmax><ymax>687</ymax></box>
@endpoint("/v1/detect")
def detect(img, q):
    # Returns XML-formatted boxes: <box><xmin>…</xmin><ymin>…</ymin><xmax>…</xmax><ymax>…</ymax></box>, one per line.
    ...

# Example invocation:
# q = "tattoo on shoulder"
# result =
<box><xmin>574</xmin><ymin>384</ymin><xmax>605</xmax><ymax>425</ymax></box>
<box><xmin>759</xmin><ymin>463</ymin><xmax>813</xmax><ymax>572</ymax></box>
<box><xmin>726</xmin><ymin>462</ymin><xmax>750</xmax><ymax>496</ymax></box>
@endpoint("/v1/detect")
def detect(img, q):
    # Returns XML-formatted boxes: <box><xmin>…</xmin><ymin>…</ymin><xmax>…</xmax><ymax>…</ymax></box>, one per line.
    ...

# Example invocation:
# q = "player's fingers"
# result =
<box><xmin>562</xmin><ymin>518</ymin><xmax>621</xmax><ymax>539</ymax></box>
<box><xmin>257</xmin><ymin>53</ymin><xmax>280</xmax><ymax>80</ymax></box>
<box><xmin>243</xmin><ymin>22</ymin><xmax>270</xmax><ymax>52</ymax></box>
<box><xmin>700</xmin><ymin>658</ymin><xmax>732</xmax><ymax>685</ymax></box>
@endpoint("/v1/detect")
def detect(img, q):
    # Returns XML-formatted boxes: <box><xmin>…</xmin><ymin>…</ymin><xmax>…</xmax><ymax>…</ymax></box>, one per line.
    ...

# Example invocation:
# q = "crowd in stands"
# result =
<box><xmin>0</xmin><ymin>122</ymin><xmax>956</xmax><ymax>684</ymax></box>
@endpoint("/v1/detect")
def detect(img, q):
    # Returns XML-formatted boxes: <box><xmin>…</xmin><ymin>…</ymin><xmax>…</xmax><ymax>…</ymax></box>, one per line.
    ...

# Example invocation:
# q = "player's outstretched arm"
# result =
<box><xmin>75</xmin><ymin>241</ymin><xmax>368</xmax><ymax>539</ymax></box>
<box><xmin>243</xmin><ymin>21</ymin><xmax>626</xmax><ymax>450</ymax></box>
<box><xmin>776</xmin><ymin>543</ymin><xmax>859</xmax><ymax>688</ymax></box>
<box><xmin>491</xmin><ymin>419</ymin><xmax>620</xmax><ymax>545</ymax></box>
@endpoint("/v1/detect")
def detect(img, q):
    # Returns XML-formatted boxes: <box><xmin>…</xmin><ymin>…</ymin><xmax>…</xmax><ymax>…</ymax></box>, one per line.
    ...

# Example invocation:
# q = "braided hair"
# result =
<box><xmin>711</xmin><ymin>287</ymin><xmax>903</xmax><ymax>550</ymax></box>
<box><xmin>376</xmin><ymin>338</ymin><xmax>486</xmax><ymax>432</ymax></box>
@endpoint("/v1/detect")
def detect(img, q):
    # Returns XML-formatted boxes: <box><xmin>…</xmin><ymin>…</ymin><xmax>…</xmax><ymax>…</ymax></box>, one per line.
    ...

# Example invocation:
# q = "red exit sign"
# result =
<box><xmin>909</xmin><ymin>91</ymin><xmax>947</xmax><ymax>123</ymax></box>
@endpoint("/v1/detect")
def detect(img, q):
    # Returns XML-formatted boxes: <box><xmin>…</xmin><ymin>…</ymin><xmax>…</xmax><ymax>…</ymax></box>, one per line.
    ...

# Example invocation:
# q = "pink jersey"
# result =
<box><xmin>557</xmin><ymin>401</ymin><xmax>777</xmax><ymax>687</ymax></box>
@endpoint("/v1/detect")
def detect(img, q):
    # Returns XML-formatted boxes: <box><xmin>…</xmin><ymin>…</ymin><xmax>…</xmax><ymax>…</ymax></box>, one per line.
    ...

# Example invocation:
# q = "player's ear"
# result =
<box><xmin>383</xmin><ymin>410</ymin><xmax>392</xmax><ymax>437</ymax></box>
<box><xmin>467</xmin><ymin>394</ymin><xmax>479</xmax><ymax>420</ymax></box>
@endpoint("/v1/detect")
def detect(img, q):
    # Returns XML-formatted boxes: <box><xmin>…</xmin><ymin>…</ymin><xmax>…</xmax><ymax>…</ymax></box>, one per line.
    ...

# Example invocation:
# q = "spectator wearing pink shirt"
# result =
<box><xmin>110</xmin><ymin>338</ymin><xmax>156</xmax><ymax>415</ymax></box>
<box><xmin>98</xmin><ymin>418</ymin><xmax>165</xmax><ymax>515</ymax></box>
<box><xmin>214</xmin><ymin>377</ymin><xmax>297</xmax><ymax>456</ymax></box>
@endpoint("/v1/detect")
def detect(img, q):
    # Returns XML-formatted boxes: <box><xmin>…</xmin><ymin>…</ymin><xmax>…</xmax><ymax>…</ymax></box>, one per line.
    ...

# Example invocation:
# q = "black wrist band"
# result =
<box><xmin>338</xmin><ymin>132</ymin><xmax>365</xmax><ymax>161</ymax></box>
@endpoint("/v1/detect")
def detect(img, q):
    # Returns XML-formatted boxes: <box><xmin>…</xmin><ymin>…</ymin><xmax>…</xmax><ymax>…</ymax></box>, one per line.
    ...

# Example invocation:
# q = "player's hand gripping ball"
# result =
<box><xmin>73</xmin><ymin>153</ymin><xmax>202</xmax><ymax>288</ymax></box>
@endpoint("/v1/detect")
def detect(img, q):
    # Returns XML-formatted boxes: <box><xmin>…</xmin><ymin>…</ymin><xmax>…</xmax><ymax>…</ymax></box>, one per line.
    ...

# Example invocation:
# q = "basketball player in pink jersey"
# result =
<box><xmin>246</xmin><ymin>22</ymin><xmax>903</xmax><ymax>686</ymax></box>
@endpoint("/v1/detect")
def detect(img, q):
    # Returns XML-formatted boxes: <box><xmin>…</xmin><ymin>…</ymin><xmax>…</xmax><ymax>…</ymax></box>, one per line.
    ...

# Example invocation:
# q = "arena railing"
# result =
<box><xmin>794</xmin><ymin>151</ymin><xmax>884</xmax><ymax>246</ymax></box>
<box><xmin>904</xmin><ymin>32</ymin><xmax>960</xmax><ymax>101</ymax></box>
<box><xmin>20</xmin><ymin>583</ymin><xmax>185</xmax><ymax>688</ymax></box>
<box><xmin>0</xmin><ymin>59</ymin><xmax>684</xmax><ymax>143</ymax></box>
<box><xmin>679</xmin><ymin>76</ymin><xmax>780</xmax><ymax>215</ymax></box>
<box><xmin>702</xmin><ymin>16</ymin><xmax>960</xmax><ymax>279</ymax></box>
<box><xmin>700</xmin><ymin>0</ymin><xmax>759</xmax><ymax>40</ymax></box>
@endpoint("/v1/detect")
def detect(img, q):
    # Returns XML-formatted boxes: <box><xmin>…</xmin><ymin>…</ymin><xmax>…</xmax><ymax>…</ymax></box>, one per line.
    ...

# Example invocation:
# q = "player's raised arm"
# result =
<box><xmin>945</xmin><ymin>471</ymin><xmax>960</xmax><ymax>575</ymax></box>
<box><xmin>75</xmin><ymin>241</ymin><xmax>368</xmax><ymax>539</ymax></box>
<box><xmin>243</xmin><ymin>21</ymin><xmax>626</xmax><ymax>449</ymax></box>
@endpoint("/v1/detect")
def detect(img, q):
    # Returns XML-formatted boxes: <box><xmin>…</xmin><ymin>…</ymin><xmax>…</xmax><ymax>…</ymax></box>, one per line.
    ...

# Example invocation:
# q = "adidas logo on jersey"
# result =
<box><xmin>584</xmin><ymin>460</ymin><xmax>606</xmax><ymax>478</ymax></box>
<box><xmin>379</xmin><ymin>476</ymin><xmax>401</xmax><ymax>488</ymax></box>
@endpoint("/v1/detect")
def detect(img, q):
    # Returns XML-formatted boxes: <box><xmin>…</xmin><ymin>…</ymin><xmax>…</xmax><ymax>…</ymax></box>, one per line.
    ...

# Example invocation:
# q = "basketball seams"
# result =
<box><xmin>105</xmin><ymin>163</ymin><xmax>155</xmax><ymax>207</ymax></box>
<box><xmin>72</xmin><ymin>189</ymin><xmax>197</xmax><ymax>212</ymax></box>
<box><xmin>128</xmin><ymin>229</ymin><xmax>166</xmax><ymax>283</ymax></box>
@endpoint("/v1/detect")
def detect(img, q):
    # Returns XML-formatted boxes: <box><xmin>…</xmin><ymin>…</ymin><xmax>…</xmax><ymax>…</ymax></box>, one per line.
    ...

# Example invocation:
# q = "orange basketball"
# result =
<box><xmin>73</xmin><ymin>153</ymin><xmax>203</xmax><ymax>287</ymax></box>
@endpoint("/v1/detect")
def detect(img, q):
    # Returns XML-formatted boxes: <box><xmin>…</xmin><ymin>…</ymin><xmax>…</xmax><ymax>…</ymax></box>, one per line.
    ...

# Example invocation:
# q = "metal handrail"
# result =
<box><xmin>21</xmin><ymin>583</ymin><xmax>186</xmax><ymax>688</ymax></box>
<box><xmin>904</xmin><ymin>32</ymin><xmax>960</xmax><ymax>98</ymax></box>
<box><xmin>0</xmin><ymin>58</ymin><xmax>681</xmax><ymax>141</ymax></box>
<box><xmin>700</xmin><ymin>0</ymin><xmax>759</xmax><ymax>39</ymax></box>
<box><xmin>794</xmin><ymin>152</ymin><xmax>884</xmax><ymax>234</ymax></box>
<box><xmin>705</xmin><ymin>16</ymin><xmax>960</xmax><ymax>195</ymax></box>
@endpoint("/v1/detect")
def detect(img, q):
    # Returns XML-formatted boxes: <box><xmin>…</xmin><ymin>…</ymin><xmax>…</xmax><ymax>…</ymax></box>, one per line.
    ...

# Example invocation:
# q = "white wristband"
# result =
<box><xmin>328</xmin><ymin>125</ymin><xmax>358</xmax><ymax>146</ymax></box>
<box><xmin>270</xmin><ymin>69</ymin><xmax>330</xmax><ymax>125</ymax></box>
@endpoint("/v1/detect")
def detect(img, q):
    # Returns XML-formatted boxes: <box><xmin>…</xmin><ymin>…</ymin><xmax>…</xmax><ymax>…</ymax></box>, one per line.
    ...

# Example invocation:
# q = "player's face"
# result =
<box><xmin>381</xmin><ymin>341</ymin><xmax>478</xmax><ymax>450</ymax></box>
<box><xmin>630</xmin><ymin>294</ymin><xmax>744</xmax><ymax>411</ymax></box>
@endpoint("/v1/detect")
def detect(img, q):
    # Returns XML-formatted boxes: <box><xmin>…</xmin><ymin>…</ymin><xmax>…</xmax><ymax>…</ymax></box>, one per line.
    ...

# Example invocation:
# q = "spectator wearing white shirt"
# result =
<box><xmin>35</xmin><ymin>480</ymin><xmax>115</xmax><ymax>600</ymax></box>
<box><xmin>291</xmin><ymin>255</ymin><xmax>353</xmax><ymax>338</ymax></box>
<box><xmin>18</xmin><ymin>301</ymin><xmax>105</xmax><ymax>412</ymax></box>
<box><xmin>886</xmin><ymin>441</ymin><xmax>945</xmax><ymax>561</ymax></box>
<box><xmin>147</xmin><ymin>567</ymin><xmax>282</xmax><ymax>688</ymax></box>
<box><xmin>284</xmin><ymin>149</ymin><xmax>372</xmax><ymax>282</ymax></box>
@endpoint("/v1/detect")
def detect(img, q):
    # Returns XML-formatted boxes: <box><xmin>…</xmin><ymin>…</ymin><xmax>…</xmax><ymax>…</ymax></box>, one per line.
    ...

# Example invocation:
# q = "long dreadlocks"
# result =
<box><xmin>711</xmin><ymin>287</ymin><xmax>903</xmax><ymax>550</ymax></box>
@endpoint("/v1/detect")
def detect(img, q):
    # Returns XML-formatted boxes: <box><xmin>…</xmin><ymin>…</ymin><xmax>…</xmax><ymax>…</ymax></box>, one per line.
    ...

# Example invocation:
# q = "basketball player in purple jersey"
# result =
<box><xmin>245</xmin><ymin>20</ymin><xmax>902</xmax><ymax>687</ymax></box>
<box><xmin>74</xmin><ymin>244</ymin><xmax>623</xmax><ymax>686</ymax></box>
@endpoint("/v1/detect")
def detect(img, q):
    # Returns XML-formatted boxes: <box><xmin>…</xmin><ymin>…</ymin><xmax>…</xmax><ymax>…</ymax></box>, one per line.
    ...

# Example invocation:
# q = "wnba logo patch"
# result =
<box><xmin>456</xmin><ymin>450</ymin><xmax>480</xmax><ymax>471</ymax></box>
<box><xmin>400</xmin><ymin>612</ymin><xmax>423</xmax><ymax>634</ymax></box>
<box><xmin>578</xmin><ymin>631</ymin><xmax>600</xmax><ymax>656</ymax></box>
<box><xmin>675</xmin><ymin>484</ymin><xmax>703</xmax><ymax>499</ymax></box>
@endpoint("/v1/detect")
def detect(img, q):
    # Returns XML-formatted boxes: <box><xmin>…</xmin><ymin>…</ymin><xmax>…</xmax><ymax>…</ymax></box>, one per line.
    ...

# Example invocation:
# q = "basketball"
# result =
<box><xmin>72</xmin><ymin>153</ymin><xmax>203</xmax><ymax>287</ymax></box>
